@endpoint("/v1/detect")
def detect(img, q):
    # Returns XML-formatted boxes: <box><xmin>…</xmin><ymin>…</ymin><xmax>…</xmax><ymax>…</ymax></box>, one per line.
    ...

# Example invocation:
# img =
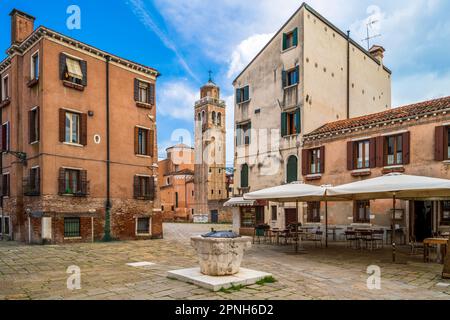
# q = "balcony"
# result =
<box><xmin>58</xmin><ymin>178</ymin><xmax>90</xmax><ymax>197</ymax></box>
<box><xmin>23</xmin><ymin>177</ymin><xmax>40</xmax><ymax>196</ymax></box>
<box><xmin>283</xmin><ymin>85</ymin><xmax>298</xmax><ymax>109</ymax></box>
<box><xmin>195</xmin><ymin>96</ymin><xmax>226</xmax><ymax>108</ymax></box>
<box><xmin>237</xmin><ymin>187</ymin><xmax>250</xmax><ymax>196</ymax></box>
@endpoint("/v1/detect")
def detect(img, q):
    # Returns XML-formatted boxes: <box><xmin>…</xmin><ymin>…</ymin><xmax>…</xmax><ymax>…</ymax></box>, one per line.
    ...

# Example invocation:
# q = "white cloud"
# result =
<box><xmin>227</xmin><ymin>33</ymin><xmax>274</xmax><ymax>79</ymax></box>
<box><xmin>157</xmin><ymin>81</ymin><xmax>198</xmax><ymax>121</ymax></box>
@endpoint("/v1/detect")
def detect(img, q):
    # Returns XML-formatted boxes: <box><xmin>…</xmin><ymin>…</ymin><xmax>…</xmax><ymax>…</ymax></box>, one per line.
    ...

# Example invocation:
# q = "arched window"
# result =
<box><xmin>197</xmin><ymin>113</ymin><xmax>201</xmax><ymax>121</ymax></box>
<box><xmin>286</xmin><ymin>155</ymin><xmax>298</xmax><ymax>183</ymax></box>
<box><xmin>202</xmin><ymin>111</ymin><xmax>206</xmax><ymax>124</ymax></box>
<box><xmin>217</xmin><ymin>113</ymin><xmax>222</xmax><ymax>126</ymax></box>
<box><xmin>212</xmin><ymin>111</ymin><xmax>216</xmax><ymax>124</ymax></box>
<box><xmin>241</xmin><ymin>164</ymin><xmax>249</xmax><ymax>188</ymax></box>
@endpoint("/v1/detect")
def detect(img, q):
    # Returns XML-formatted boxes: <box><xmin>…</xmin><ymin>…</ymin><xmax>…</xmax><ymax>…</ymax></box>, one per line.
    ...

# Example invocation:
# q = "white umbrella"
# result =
<box><xmin>327</xmin><ymin>173</ymin><xmax>450</xmax><ymax>262</ymax></box>
<box><xmin>244</xmin><ymin>182</ymin><xmax>327</xmax><ymax>202</ymax></box>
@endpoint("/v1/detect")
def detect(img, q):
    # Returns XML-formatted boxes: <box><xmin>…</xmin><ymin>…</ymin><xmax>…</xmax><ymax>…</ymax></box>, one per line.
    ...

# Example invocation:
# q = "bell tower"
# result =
<box><xmin>193</xmin><ymin>74</ymin><xmax>227</xmax><ymax>222</ymax></box>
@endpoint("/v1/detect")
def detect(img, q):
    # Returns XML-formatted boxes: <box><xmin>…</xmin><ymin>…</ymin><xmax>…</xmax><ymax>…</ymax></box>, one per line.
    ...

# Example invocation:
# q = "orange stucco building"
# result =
<box><xmin>0</xmin><ymin>9</ymin><xmax>162</xmax><ymax>243</ymax></box>
<box><xmin>158</xmin><ymin>144</ymin><xmax>195</xmax><ymax>222</ymax></box>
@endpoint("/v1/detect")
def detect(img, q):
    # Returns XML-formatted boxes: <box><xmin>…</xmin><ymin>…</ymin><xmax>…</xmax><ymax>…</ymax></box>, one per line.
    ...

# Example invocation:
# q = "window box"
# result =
<box><xmin>62</xmin><ymin>80</ymin><xmax>85</xmax><ymax>91</ymax></box>
<box><xmin>27</xmin><ymin>78</ymin><xmax>39</xmax><ymax>88</ymax></box>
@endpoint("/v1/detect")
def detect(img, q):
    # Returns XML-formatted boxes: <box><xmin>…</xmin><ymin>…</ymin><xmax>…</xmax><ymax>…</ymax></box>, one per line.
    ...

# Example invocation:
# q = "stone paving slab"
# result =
<box><xmin>0</xmin><ymin>223</ymin><xmax>449</xmax><ymax>300</ymax></box>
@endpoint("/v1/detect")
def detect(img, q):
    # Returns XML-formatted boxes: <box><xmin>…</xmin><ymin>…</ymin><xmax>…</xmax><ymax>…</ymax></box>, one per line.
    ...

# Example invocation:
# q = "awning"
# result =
<box><xmin>66</xmin><ymin>57</ymin><xmax>83</xmax><ymax>80</ymax></box>
<box><xmin>224</xmin><ymin>197</ymin><xmax>256</xmax><ymax>207</ymax></box>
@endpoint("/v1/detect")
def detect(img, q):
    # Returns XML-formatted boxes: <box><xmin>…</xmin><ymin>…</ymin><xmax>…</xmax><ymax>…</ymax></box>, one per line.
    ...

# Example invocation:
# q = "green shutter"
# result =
<box><xmin>282</xmin><ymin>33</ymin><xmax>287</xmax><ymax>50</ymax></box>
<box><xmin>287</xmin><ymin>156</ymin><xmax>298</xmax><ymax>183</ymax></box>
<box><xmin>281</xmin><ymin>112</ymin><xmax>287</xmax><ymax>137</ymax></box>
<box><xmin>293</xmin><ymin>28</ymin><xmax>298</xmax><ymax>47</ymax></box>
<box><xmin>248</xmin><ymin>122</ymin><xmax>252</xmax><ymax>144</ymax></box>
<box><xmin>295</xmin><ymin>108</ymin><xmax>301</xmax><ymax>134</ymax></box>
<box><xmin>236</xmin><ymin>125</ymin><xmax>242</xmax><ymax>146</ymax></box>
<box><xmin>236</xmin><ymin>88</ymin><xmax>241</xmax><ymax>104</ymax></box>
<box><xmin>244</xmin><ymin>86</ymin><xmax>249</xmax><ymax>101</ymax></box>
<box><xmin>295</xmin><ymin>65</ymin><xmax>300</xmax><ymax>84</ymax></box>
<box><xmin>241</xmin><ymin>164</ymin><xmax>249</xmax><ymax>188</ymax></box>
<box><xmin>282</xmin><ymin>70</ymin><xmax>287</xmax><ymax>88</ymax></box>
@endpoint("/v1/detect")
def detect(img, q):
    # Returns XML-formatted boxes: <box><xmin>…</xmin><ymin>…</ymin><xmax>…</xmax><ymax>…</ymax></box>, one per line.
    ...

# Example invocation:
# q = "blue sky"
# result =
<box><xmin>1</xmin><ymin>0</ymin><xmax>450</xmax><ymax>166</ymax></box>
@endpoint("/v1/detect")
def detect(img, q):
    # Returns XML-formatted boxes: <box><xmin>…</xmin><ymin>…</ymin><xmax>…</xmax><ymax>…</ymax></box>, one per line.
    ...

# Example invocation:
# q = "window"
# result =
<box><xmin>31</xmin><ymin>52</ymin><xmax>39</xmax><ymax>80</ymax></box>
<box><xmin>284</xmin><ymin>67</ymin><xmax>299</xmax><ymax>88</ymax></box>
<box><xmin>302</xmin><ymin>147</ymin><xmax>325</xmax><ymax>176</ymax></box>
<box><xmin>307</xmin><ymin>202</ymin><xmax>321</xmax><ymax>223</ymax></box>
<box><xmin>29</xmin><ymin>107</ymin><xmax>40</xmax><ymax>143</ymax></box>
<box><xmin>286</xmin><ymin>155</ymin><xmax>298</xmax><ymax>183</ymax></box>
<box><xmin>236</xmin><ymin>122</ymin><xmax>251</xmax><ymax>146</ymax></box>
<box><xmin>136</xmin><ymin>217</ymin><xmax>150</xmax><ymax>235</ymax></box>
<box><xmin>135</xmin><ymin>127</ymin><xmax>154</xmax><ymax>156</ymax></box>
<box><xmin>1</xmin><ymin>122</ymin><xmax>10</xmax><ymax>151</ymax></box>
<box><xmin>441</xmin><ymin>201</ymin><xmax>450</xmax><ymax>225</ymax></box>
<box><xmin>1</xmin><ymin>75</ymin><xmax>9</xmax><ymax>101</ymax></box>
<box><xmin>134</xmin><ymin>176</ymin><xmax>155</xmax><ymax>200</ymax></box>
<box><xmin>64</xmin><ymin>169</ymin><xmax>81</xmax><ymax>195</ymax></box>
<box><xmin>63</xmin><ymin>57</ymin><xmax>84</xmax><ymax>85</ymax></box>
<box><xmin>355</xmin><ymin>140</ymin><xmax>370</xmax><ymax>169</ymax></box>
<box><xmin>271</xmin><ymin>206</ymin><xmax>277</xmax><ymax>221</ymax></box>
<box><xmin>281</xmin><ymin>109</ymin><xmax>300</xmax><ymax>136</ymax></box>
<box><xmin>282</xmin><ymin>28</ymin><xmax>298</xmax><ymax>50</ymax></box>
<box><xmin>175</xmin><ymin>192</ymin><xmax>179</xmax><ymax>208</ymax></box>
<box><xmin>236</xmin><ymin>86</ymin><xmax>250</xmax><ymax>104</ymax></box>
<box><xmin>1</xmin><ymin>173</ymin><xmax>10</xmax><ymax>197</ymax></box>
<box><xmin>2</xmin><ymin>216</ymin><xmax>10</xmax><ymax>236</ymax></box>
<box><xmin>240</xmin><ymin>207</ymin><xmax>264</xmax><ymax>228</ymax></box>
<box><xmin>64</xmin><ymin>218</ymin><xmax>81</xmax><ymax>238</ymax></box>
<box><xmin>310</xmin><ymin>148</ymin><xmax>321</xmax><ymax>174</ymax></box>
<box><xmin>354</xmin><ymin>200</ymin><xmax>370</xmax><ymax>224</ymax></box>
<box><xmin>385</xmin><ymin>135</ymin><xmax>403</xmax><ymax>166</ymax></box>
<box><xmin>435</xmin><ymin>126</ymin><xmax>450</xmax><ymax>161</ymax></box>
<box><xmin>65</xmin><ymin>112</ymin><xmax>80</xmax><ymax>144</ymax></box>
<box><xmin>25</xmin><ymin>167</ymin><xmax>40</xmax><ymax>196</ymax></box>
<box><xmin>134</xmin><ymin>79</ymin><xmax>155</xmax><ymax>105</ymax></box>
<box><xmin>240</xmin><ymin>164</ymin><xmax>249</xmax><ymax>189</ymax></box>
<box><xmin>217</xmin><ymin>113</ymin><xmax>222</xmax><ymax>127</ymax></box>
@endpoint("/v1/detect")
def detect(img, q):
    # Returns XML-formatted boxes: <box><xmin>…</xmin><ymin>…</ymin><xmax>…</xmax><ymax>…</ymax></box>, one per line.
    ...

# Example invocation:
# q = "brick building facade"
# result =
<box><xmin>0</xmin><ymin>9</ymin><xmax>162</xmax><ymax>244</ymax></box>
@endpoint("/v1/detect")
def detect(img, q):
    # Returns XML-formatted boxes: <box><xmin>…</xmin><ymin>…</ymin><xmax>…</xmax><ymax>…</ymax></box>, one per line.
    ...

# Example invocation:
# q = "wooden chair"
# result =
<box><xmin>372</xmin><ymin>229</ymin><xmax>385</xmax><ymax>249</ymax></box>
<box><xmin>410</xmin><ymin>235</ymin><xmax>423</xmax><ymax>255</ymax></box>
<box><xmin>360</xmin><ymin>230</ymin><xmax>377</xmax><ymax>250</ymax></box>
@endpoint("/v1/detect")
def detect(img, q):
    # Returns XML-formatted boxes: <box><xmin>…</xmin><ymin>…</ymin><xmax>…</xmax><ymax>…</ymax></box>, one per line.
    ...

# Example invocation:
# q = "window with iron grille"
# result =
<box><xmin>64</xmin><ymin>218</ymin><xmax>81</xmax><ymax>238</ymax></box>
<box><xmin>354</xmin><ymin>200</ymin><xmax>370</xmax><ymax>224</ymax></box>
<box><xmin>136</xmin><ymin>217</ymin><xmax>150</xmax><ymax>235</ymax></box>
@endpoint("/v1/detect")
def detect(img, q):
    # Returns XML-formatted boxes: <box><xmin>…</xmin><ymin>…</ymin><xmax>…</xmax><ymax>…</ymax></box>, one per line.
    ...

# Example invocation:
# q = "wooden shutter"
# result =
<box><xmin>347</xmin><ymin>141</ymin><xmax>354</xmax><ymax>170</ymax></box>
<box><xmin>281</xmin><ymin>112</ymin><xmax>287</xmax><ymax>137</ymax></box>
<box><xmin>282</xmin><ymin>70</ymin><xmax>287</xmax><ymax>88</ymax></box>
<box><xmin>133</xmin><ymin>176</ymin><xmax>140</xmax><ymax>198</ymax></box>
<box><xmin>134</xmin><ymin>79</ymin><xmax>140</xmax><ymax>102</ymax></box>
<box><xmin>134</xmin><ymin>127</ymin><xmax>139</xmax><ymax>154</ymax></box>
<box><xmin>58</xmin><ymin>168</ymin><xmax>65</xmax><ymax>194</ymax></box>
<box><xmin>80</xmin><ymin>113</ymin><xmax>88</xmax><ymax>146</ymax></box>
<box><xmin>59</xmin><ymin>109</ymin><xmax>66</xmax><ymax>142</ymax></box>
<box><xmin>149</xmin><ymin>176</ymin><xmax>155</xmax><ymax>200</ymax></box>
<box><xmin>435</xmin><ymin>126</ymin><xmax>445</xmax><ymax>161</ymax></box>
<box><xmin>402</xmin><ymin>132</ymin><xmax>411</xmax><ymax>165</ymax></box>
<box><xmin>376</xmin><ymin>136</ymin><xmax>384</xmax><ymax>167</ymax></box>
<box><xmin>29</xmin><ymin>109</ymin><xmax>34</xmax><ymax>143</ymax></box>
<box><xmin>149</xmin><ymin>83</ymin><xmax>155</xmax><ymax>105</ymax></box>
<box><xmin>319</xmin><ymin>146</ymin><xmax>325</xmax><ymax>174</ymax></box>
<box><xmin>0</xmin><ymin>123</ymin><xmax>3</xmax><ymax>151</ymax></box>
<box><xmin>369</xmin><ymin>138</ymin><xmax>377</xmax><ymax>168</ymax></box>
<box><xmin>37</xmin><ymin>107</ymin><xmax>40</xmax><ymax>142</ymax></box>
<box><xmin>59</xmin><ymin>53</ymin><xmax>67</xmax><ymax>80</ymax></box>
<box><xmin>80</xmin><ymin>170</ymin><xmax>88</xmax><ymax>195</ymax></box>
<box><xmin>295</xmin><ymin>108</ymin><xmax>301</xmax><ymax>134</ymax></box>
<box><xmin>36</xmin><ymin>167</ymin><xmax>41</xmax><ymax>193</ymax></box>
<box><xmin>302</xmin><ymin>149</ymin><xmax>309</xmax><ymax>176</ymax></box>
<box><xmin>293</xmin><ymin>28</ymin><xmax>298</xmax><ymax>47</ymax></box>
<box><xmin>147</xmin><ymin>129</ymin><xmax>154</xmax><ymax>157</ymax></box>
<box><xmin>282</xmin><ymin>33</ymin><xmax>287</xmax><ymax>50</ymax></box>
<box><xmin>235</xmin><ymin>88</ymin><xmax>241</xmax><ymax>104</ymax></box>
<box><xmin>80</xmin><ymin>60</ymin><xmax>87</xmax><ymax>86</ymax></box>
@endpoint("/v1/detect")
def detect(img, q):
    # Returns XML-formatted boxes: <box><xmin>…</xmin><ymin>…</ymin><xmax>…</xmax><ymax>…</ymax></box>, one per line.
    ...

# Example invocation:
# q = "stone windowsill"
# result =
<box><xmin>136</xmin><ymin>233</ymin><xmax>152</xmax><ymax>237</ymax></box>
<box><xmin>27</xmin><ymin>78</ymin><xmax>39</xmax><ymax>88</ymax></box>
<box><xmin>64</xmin><ymin>237</ymin><xmax>82</xmax><ymax>240</ymax></box>
<box><xmin>351</xmin><ymin>169</ymin><xmax>372</xmax><ymax>177</ymax></box>
<box><xmin>382</xmin><ymin>165</ymin><xmax>405</xmax><ymax>174</ymax></box>
<box><xmin>63</xmin><ymin>142</ymin><xmax>84</xmax><ymax>148</ymax></box>
<box><xmin>63</xmin><ymin>80</ymin><xmax>85</xmax><ymax>91</ymax></box>
<box><xmin>0</xmin><ymin>98</ymin><xmax>11</xmax><ymax>108</ymax></box>
<box><xmin>237</xmin><ymin>99</ymin><xmax>251</xmax><ymax>106</ymax></box>
<box><xmin>135</xmin><ymin>101</ymin><xmax>154</xmax><ymax>109</ymax></box>
<box><xmin>443</xmin><ymin>160</ymin><xmax>450</xmax><ymax>165</ymax></box>
<box><xmin>283</xmin><ymin>83</ymin><xmax>298</xmax><ymax>90</ymax></box>
<box><xmin>281</xmin><ymin>45</ymin><xmax>297</xmax><ymax>54</ymax></box>
<box><xmin>305</xmin><ymin>174</ymin><xmax>322</xmax><ymax>181</ymax></box>
<box><xmin>136</xmin><ymin>154</ymin><xmax>152</xmax><ymax>159</ymax></box>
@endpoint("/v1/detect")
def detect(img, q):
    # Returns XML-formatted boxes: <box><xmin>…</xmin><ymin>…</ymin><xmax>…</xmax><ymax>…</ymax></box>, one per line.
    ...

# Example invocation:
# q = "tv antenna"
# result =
<box><xmin>362</xmin><ymin>19</ymin><xmax>381</xmax><ymax>50</ymax></box>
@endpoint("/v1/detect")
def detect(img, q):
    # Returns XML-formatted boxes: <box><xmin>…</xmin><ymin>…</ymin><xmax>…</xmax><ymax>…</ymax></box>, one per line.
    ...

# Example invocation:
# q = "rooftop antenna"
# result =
<box><xmin>362</xmin><ymin>19</ymin><xmax>381</xmax><ymax>50</ymax></box>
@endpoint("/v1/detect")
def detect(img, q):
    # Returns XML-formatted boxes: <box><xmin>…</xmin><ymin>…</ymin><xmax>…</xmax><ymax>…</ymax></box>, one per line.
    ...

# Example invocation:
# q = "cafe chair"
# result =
<box><xmin>409</xmin><ymin>235</ymin><xmax>424</xmax><ymax>255</ymax></box>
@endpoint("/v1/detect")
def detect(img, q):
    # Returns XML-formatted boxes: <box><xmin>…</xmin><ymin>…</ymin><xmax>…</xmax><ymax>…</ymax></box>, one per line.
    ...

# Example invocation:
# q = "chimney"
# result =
<box><xmin>10</xmin><ymin>9</ymin><xmax>36</xmax><ymax>44</ymax></box>
<box><xmin>369</xmin><ymin>45</ymin><xmax>385</xmax><ymax>64</ymax></box>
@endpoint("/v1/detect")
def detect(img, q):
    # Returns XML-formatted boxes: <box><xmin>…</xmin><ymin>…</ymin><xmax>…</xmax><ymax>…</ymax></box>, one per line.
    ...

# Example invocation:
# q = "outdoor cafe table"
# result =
<box><xmin>327</xmin><ymin>226</ymin><xmax>343</xmax><ymax>241</ymax></box>
<box><xmin>423</xmin><ymin>238</ymin><xmax>448</xmax><ymax>264</ymax></box>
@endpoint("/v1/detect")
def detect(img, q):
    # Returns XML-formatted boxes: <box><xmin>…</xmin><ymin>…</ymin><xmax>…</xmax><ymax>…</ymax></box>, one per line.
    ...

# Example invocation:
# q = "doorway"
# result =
<box><xmin>412</xmin><ymin>201</ymin><xmax>433</xmax><ymax>242</ymax></box>
<box><xmin>285</xmin><ymin>209</ymin><xmax>298</xmax><ymax>228</ymax></box>
<box><xmin>210</xmin><ymin>210</ymin><xmax>219</xmax><ymax>223</ymax></box>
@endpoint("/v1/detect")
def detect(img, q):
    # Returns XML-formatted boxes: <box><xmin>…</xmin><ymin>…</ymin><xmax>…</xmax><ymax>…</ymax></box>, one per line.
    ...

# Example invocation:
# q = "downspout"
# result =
<box><xmin>346</xmin><ymin>30</ymin><xmax>351</xmax><ymax>119</ymax></box>
<box><xmin>0</xmin><ymin>105</ymin><xmax>3</xmax><ymax>240</ymax></box>
<box><xmin>103</xmin><ymin>55</ymin><xmax>112</xmax><ymax>242</ymax></box>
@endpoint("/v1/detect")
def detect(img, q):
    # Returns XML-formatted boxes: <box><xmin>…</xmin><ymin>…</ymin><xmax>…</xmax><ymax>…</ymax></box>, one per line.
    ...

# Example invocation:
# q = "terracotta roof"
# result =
<box><xmin>305</xmin><ymin>96</ymin><xmax>450</xmax><ymax>138</ymax></box>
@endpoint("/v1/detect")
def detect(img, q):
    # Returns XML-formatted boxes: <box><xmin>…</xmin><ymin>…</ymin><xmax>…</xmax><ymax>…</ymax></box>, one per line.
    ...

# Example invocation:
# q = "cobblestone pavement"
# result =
<box><xmin>0</xmin><ymin>223</ymin><xmax>449</xmax><ymax>300</ymax></box>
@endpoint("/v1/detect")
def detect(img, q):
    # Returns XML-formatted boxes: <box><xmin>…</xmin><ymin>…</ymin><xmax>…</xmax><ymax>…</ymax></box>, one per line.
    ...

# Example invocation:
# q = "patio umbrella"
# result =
<box><xmin>327</xmin><ymin>173</ymin><xmax>450</xmax><ymax>262</ymax></box>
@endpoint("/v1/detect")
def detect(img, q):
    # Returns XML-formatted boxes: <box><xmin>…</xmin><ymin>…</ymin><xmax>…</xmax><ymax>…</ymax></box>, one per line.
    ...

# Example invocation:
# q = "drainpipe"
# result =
<box><xmin>0</xmin><ymin>107</ymin><xmax>3</xmax><ymax>240</ymax></box>
<box><xmin>103</xmin><ymin>55</ymin><xmax>112</xmax><ymax>242</ymax></box>
<box><xmin>346</xmin><ymin>30</ymin><xmax>351</xmax><ymax>119</ymax></box>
